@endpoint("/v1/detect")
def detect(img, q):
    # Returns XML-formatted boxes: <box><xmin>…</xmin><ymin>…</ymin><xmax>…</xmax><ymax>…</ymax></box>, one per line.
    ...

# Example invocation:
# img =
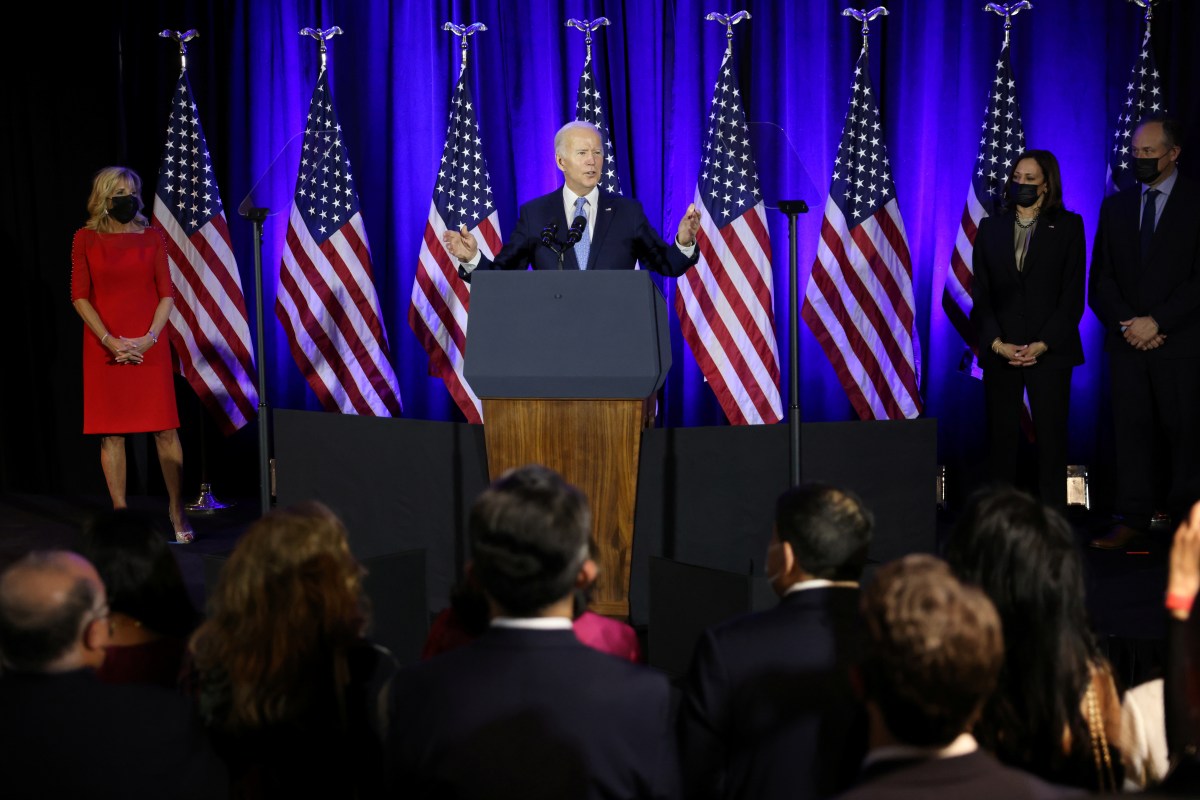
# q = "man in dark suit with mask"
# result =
<box><xmin>443</xmin><ymin>121</ymin><xmax>700</xmax><ymax>278</ymax></box>
<box><xmin>1089</xmin><ymin>115</ymin><xmax>1200</xmax><ymax>549</ymax></box>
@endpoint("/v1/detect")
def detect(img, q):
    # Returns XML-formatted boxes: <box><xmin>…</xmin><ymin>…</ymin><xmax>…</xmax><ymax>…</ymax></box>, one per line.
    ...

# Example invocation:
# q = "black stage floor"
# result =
<box><xmin>0</xmin><ymin>491</ymin><xmax>1172</xmax><ymax>690</ymax></box>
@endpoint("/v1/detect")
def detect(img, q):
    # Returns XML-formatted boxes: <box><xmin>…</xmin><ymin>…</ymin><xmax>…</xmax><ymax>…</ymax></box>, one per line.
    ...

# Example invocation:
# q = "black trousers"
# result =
<box><xmin>1109</xmin><ymin>352</ymin><xmax>1200</xmax><ymax>526</ymax></box>
<box><xmin>983</xmin><ymin>364</ymin><xmax>1072</xmax><ymax>510</ymax></box>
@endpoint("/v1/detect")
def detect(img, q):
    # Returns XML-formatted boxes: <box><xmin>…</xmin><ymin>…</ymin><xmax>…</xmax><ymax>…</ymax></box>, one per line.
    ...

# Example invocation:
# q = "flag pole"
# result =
<box><xmin>158</xmin><ymin>29</ymin><xmax>234</xmax><ymax>514</ymax></box>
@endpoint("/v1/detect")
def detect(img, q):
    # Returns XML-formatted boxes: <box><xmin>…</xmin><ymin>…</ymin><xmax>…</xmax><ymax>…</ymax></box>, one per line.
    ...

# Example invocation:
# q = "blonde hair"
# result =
<box><xmin>85</xmin><ymin>166</ymin><xmax>148</xmax><ymax>232</ymax></box>
<box><xmin>189</xmin><ymin>501</ymin><xmax>368</xmax><ymax>731</ymax></box>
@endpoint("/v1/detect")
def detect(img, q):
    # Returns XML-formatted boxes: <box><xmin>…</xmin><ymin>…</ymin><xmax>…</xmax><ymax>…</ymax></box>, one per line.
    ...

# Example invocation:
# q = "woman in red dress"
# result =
<box><xmin>70</xmin><ymin>166</ymin><xmax>195</xmax><ymax>542</ymax></box>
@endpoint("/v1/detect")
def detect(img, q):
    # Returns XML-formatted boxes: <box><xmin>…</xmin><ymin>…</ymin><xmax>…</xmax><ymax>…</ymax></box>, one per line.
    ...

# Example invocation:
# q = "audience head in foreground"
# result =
<box><xmin>188</xmin><ymin>501</ymin><xmax>393</xmax><ymax>799</ymax></box>
<box><xmin>0</xmin><ymin>550</ymin><xmax>110</xmax><ymax>673</ymax></box>
<box><xmin>769</xmin><ymin>481</ymin><xmax>874</xmax><ymax>593</ymax></box>
<box><xmin>678</xmin><ymin>481</ymin><xmax>875</xmax><ymax>800</ymax></box>
<box><xmin>469</xmin><ymin>463</ymin><xmax>596</xmax><ymax>618</ymax></box>
<box><xmin>81</xmin><ymin>508</ymin><xmax>199</xmax><ymax>687</ymax></box>
<box><xmin>944</xmin><ymin>485</ymin><xmax>1123</xmax><ymax>791</ymax></box>
<box><xmin>388</xmin><ymin>464</ymin><xmax>677</xmax><ymax>800</ymax></box>
<box><xmin>841</xmin><ymin>554</ymin><xmax>1081</xmax><ymax>799</ymax></box>
<box><xmin>0</xmin><ymin>551</ymin><xmax>227</xmax><ymax>799</ymax></box>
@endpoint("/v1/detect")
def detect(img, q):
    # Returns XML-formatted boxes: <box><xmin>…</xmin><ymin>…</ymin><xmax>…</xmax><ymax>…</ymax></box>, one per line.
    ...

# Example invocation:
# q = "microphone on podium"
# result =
<box><xmin>540</xmin><ymin>222</ymin><xmax>559</xmax><ymax>249</ymax></box>
<box><xmin>566</xmin><ymin>215</ymin><xmax>587</xmax><ymax>246</ymax></box>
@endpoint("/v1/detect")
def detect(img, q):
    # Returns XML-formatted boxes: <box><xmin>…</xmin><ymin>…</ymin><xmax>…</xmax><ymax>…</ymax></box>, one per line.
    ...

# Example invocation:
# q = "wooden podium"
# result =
<box><xmin>464</xmin><ymin>271</ymin><xmax>672</xmax><ymax>618</ymax></box>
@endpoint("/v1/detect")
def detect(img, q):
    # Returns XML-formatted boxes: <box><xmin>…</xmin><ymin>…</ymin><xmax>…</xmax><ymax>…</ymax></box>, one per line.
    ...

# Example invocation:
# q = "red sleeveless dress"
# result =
<box><xmin>71</xmin><ymin>227</ymin><xmax>179</xmax><ymax>434</ymax></box>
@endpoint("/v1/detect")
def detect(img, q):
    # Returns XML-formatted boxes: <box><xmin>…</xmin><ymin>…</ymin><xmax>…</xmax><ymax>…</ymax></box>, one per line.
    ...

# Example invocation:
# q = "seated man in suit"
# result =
<box><xmin>678</xmin><ymin>482</ymin><xmax>874</xmax><ymax>800</ymax></box>
<box><xmin>0</xmin><ymin>550</ymin><xmax>226</xmax><ymax>799</ymax></box>
<box><xmin>443</xmin><ymin>120</ymin><xmax>701</xmax><ymax>278</ymax></box>
<box><xmin>387</xmin><ymin>464</ymin><xmax>678</xmax><ymax>799</ymax></box>
<box><xmin>838</xmin><ymin>554</ymin><xmax>1081</xmax><ymax>799</ymax></box>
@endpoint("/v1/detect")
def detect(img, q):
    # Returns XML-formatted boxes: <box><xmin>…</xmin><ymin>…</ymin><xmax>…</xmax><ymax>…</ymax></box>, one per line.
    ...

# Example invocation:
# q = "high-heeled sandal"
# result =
<box><xmin>175</xmin><ymin>530</ymin><xmax>195</xmax><ymax>544</ymax></box>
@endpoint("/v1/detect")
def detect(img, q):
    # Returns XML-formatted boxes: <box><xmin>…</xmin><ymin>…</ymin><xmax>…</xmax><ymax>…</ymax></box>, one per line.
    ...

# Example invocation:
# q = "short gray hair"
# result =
<box><xmin>554</xmin><ymin>121</ymin><xmax>602</xmax><ymax>156</ymax></box>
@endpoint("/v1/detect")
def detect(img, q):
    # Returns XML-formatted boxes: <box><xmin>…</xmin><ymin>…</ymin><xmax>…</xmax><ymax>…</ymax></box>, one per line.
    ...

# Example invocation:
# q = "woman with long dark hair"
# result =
<box><xmin>970</xmin><ymin>150</ymin><xmax>1085</xmax><ymax>509</ymax></box>
<box><xmin>80</xmin><ymin>507</ymin><xmax>199</xmax><ymax>688</ymax></box>
<box><xmin>944</xmin><ymin>485</ymin><xmax>1124</xmax><ymax>792</ymax></box>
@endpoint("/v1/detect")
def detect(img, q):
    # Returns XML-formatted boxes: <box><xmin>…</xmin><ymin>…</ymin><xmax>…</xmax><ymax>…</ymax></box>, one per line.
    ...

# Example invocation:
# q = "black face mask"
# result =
<box><xmin>108</xmin><ymin>194</ymin><xmax>140</xmax><ymax>224</ymax></box>
<box><xmin>1007</xmin><ymin>182</ymin><xmax>1041</xmax><ymax>209</ymax></box>
<box><xmin>1135</xmin><ymin>156</ymin><xmax>1164</xmax><ymax>185</ymax></box>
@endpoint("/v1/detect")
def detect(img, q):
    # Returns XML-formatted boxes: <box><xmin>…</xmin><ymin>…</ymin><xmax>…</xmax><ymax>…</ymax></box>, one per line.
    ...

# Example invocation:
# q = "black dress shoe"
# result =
<box><xmin>1088</xmin><ymin>523</ymin><xmax>1143</xmax><ymax>550</ymax></box>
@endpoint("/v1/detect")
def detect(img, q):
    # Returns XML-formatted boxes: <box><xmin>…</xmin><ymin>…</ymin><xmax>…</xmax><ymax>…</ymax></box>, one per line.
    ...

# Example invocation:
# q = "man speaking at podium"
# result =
<box><xmin>443</xmin><ymin>121</ymin><xmax>701</xmax><ymax>278</ymax></box>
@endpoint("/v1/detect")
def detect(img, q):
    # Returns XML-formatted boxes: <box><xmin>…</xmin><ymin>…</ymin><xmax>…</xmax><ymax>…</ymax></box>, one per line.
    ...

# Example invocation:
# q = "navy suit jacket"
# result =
<box><xmin>387</xmin><ymin>626</ymin><xmax>679</xmax><ymax>800</ymax></box>
<box><xmin>677</xmin><ymin>586</ymin><xmax>867</xmax><ymax>800</ymax></box>
<box><xmin>970</xmin><ymin>209</ymin><xmax>1087</xmax><ymax>370</ymax></box>
<box><xmin>1088</xmin><ymin>172</ymin><xmax>1200</xmax><ymax>359</ymax></box>
<box><xmin>835</xmin><ymin>751</ymin><xmax>1086</xmax><ymax>800</ymax></box>
<box><xmin>462</xmin><ymin>188</ymin><xmax>698</xmax><ymax>279</ymax></box>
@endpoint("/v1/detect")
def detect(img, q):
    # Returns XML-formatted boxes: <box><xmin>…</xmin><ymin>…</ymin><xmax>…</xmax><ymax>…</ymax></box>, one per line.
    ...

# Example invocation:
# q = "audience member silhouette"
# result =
<box><xmin>387</xmin><ymin>464</ymin><xmax>677</xmax><ymax>799</ymax></box>
<box><xmin>1158</xmin><ymin>500</ymin><xmax>1200</xmax><ymax>795</ymax></box>
<box><xmin>0</xmin><ymin>550</ymin><xmax>226</xmax><ymax>799</ymax></box>
<box><xmin>186</xmin><ymin>501</ymin><xmax>397</xmax><ymax>800</ymax></box>
<box><xmin>80</xmin><ymin>507</ymin><xmax>199</xmax><ymax>688</ymax></box>
<box><xmin>944</xmin><ymin>485</ymin><xmax>1125</xmax><ymax>791</ymax></box>
<box><xmin>678</xmin><ymin>482</ymin><xmax>873</xmax><ymax>799</ymax></box>
<box><xmin>837</xmin><ymin>554</ymin><xmax>1083</xmax><ymax>799</ymax></box>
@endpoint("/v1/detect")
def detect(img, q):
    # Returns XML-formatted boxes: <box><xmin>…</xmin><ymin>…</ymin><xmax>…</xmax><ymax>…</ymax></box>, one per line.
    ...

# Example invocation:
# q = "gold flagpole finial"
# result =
<box><xmin>704</xmin><ymin>10</ymin><xmax>751</xmax><ymax>59</ymax></box>
<box><xmin>566</xmin><ymin>17</ymin><xmax>610</xmax><ymax>60</ymax></box>
<box><xmin>159</xmin><ymin>29</ymin><xmax>199</xmax><ymax>72</ymax></box>
<box><xmin>984</xmin><ymin>3</ymin><xmax>1033</xmax><ymax>47</ymax></box>
<box><xmin>443</xmin><ymin>22</ymin><xmax>488</xmax><ymax>75</ymax></box>
<box><xmin>299</xmin><ymin>26</ymin><xmax>343</xmax><ymax>73</ymax></box>
<box><xmin>842</xmin><ymin>7</ymin><xmax>888</xmax><ymax>53</ymax></box>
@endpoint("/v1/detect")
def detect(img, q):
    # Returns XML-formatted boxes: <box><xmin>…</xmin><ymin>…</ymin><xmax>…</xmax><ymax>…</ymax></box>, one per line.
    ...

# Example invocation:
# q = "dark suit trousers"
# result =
<box><xmin>1110</xmin><ymin>352</ymin><xmax>1200</xmax><ymax>524</ymax></box>
<box><xmin>984</xmin><ymin>365</ymin><xmax>1072</xmax><ymax>509</ymax></box>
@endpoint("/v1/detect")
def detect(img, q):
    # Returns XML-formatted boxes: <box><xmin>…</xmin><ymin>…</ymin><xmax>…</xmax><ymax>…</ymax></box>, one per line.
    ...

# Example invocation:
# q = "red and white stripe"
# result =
<box><xmin>408</xmin><ymin>205</ymin><xmax>502</xmax><ymax>424</ymax></box>
<box><xmin>275</xmin><ymin>208</ymin><xmax>403</xmax><ymax>416</ymax></box>
<box><xmin>677</xmin><ymin>192</ymin><xmax>782</xmax><ymax>425</ymax></box>
<box><xmin>802</xmin><ymin>196</ymin><xmax>923</xmax><ymax>420</ymax></box>
<box><xmin>941</xmin><ymin>180</ymin><xmax>987</xmax><ymax>348</ymax></box>
<box><xmin>152</xmin><ymin>205</ymin><xmax>258</xmax><ymax>434</ymax></box>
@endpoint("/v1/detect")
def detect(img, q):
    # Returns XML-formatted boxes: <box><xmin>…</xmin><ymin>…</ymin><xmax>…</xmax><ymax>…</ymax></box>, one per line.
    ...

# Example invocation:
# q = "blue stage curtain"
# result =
<box><xmin>76</xmin><ymin>1</ymin><xmax>1200</xmax><ymax>487</ymax></box>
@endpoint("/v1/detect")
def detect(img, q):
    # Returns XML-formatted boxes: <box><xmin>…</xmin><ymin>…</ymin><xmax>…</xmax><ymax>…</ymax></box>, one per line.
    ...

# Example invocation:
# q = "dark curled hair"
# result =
<box><xmin>80</xmin><ymin>508</ymin><xmax>199</xmax><ymax>638</ymax></box>
<box><xmin>469</xmin><ymin>465</ymin><xmax>591</xmax><ymax>617</ymax></box>
<box><xmin>860</xmin><ymin>554</ymin><xmax>1004</xmax><ymax>746</ymax></box>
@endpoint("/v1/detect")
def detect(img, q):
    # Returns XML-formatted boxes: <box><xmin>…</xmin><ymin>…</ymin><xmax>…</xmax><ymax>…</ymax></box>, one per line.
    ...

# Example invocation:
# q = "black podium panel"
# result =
<box><xmin>463</xmin><ymin>270</ymin><xmax>671</xmax><ymax>398</ymax></box>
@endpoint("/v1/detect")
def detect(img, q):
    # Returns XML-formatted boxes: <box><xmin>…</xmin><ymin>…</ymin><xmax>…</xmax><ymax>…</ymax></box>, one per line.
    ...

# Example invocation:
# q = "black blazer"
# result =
<box><xmin>1088</xmin><ymin>172</ymin><xmax>1200</xmax><ymax>359</ymax></box>
<box><xmin>970</xmin><ymin>208</ymin><xmax>1086</xmax><ymax>370</ymax></box>
<box><xmin>462</xmin><ymin>188</ymin><xmax>698</xmax><ymax>279</ymax></box>
<box><xmin>387</xmin><ymin>626</ymin><xmax>679</xmax><ymax>799</ymax></box>
<box><xmin>835</xmin><ymin>751</ymin><xmax>1086</xmax><ymax>800</ymax></box>
<box><xmin>677</xmin><ymin>586</ymin><xmax>867</xmax><ymax>800</ymax></box>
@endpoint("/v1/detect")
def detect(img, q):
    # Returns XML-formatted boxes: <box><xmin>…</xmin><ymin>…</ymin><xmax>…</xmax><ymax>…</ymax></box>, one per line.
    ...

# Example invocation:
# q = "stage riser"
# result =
<box><xmin>275</xmin><ymin>411</ymin><xmax>937</xmax><ymax>624</ymax></box>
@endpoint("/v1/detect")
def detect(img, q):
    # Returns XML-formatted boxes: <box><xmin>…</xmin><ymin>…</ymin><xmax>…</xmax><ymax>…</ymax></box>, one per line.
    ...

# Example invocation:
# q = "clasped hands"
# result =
<box><xmin>105</xmin><ymin>333</ymin><xmax>155</xmax><ymax>365</ymax></box>
<box><xmin>1120</xmin><ymin>316</ymin><xmax>1166</xmax><ymax>351</ymax></box>
<box><xmin>993</xmin><ymin>340</ymin><xmax>1047</xmax><ymax>367</ymax></box>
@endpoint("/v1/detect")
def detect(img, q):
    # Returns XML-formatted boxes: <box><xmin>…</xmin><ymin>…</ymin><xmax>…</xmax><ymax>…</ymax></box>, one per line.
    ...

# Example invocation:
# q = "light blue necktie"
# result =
<box><xmin>573</xmin><ymin>196</ymin><xmax>590</xmax><ymax>270</ymax></box>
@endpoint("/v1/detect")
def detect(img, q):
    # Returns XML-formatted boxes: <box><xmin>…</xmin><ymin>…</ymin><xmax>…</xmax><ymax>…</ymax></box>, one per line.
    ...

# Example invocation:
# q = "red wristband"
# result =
<box><xmin>1166</xmin><ymin>592</ymin><xmax>1196</xmax><ymax>615</ymax></box>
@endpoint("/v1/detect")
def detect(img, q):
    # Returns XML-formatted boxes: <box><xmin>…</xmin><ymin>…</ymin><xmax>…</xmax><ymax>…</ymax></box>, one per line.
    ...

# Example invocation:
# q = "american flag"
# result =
<box><xmin>275</xmin><ymin>70</ymin><xmax>403</xmax><ymax>416</ymax></box>
<box><xmin>801</xmin><ymin>47</ymin><xmax>922</xmax><ymax>420</ymax></box>
<box><xmin>941</xmin><ymin>40</ymin><xmax>1025</xmax><ymax>355</ymax></box>
<box><xmin>574</xmin><ymin>50</ymin><xmax>622</xmax><ymax>195</ymax></box>
<box><xmin>408</xmin><ymin>66</ymin><xmax>501</xmax><ymax>424</ymax></box>
<box><xmin>151</xmin><ymin>72</ymin><xmax>259</xmax><ymax>434</ymax></box>
<box><xmin>1107</xmin><ymin>26</ymin><xmax>1165</xmax><ymax>194</ymax></box>
<box><xmin>676</xmin><ymin>51</ymin><xmax>782</xmax><ymax>425</ymax></box>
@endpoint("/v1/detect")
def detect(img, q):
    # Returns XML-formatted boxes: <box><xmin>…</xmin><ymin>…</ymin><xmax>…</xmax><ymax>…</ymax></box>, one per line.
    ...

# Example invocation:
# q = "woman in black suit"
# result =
<box><xmin>971</xmin><ymin>149</ymin><xmax>1086</xmax><ymax>509</ymax></box>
